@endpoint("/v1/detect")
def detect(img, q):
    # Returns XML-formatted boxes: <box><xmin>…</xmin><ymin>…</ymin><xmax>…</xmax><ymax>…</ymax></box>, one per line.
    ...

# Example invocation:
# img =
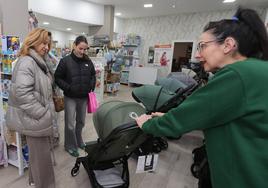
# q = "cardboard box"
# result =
<box><xmin>5</xmin><ymin>130</ymin><xmax>17</xmax><ymax>146</ymax></box>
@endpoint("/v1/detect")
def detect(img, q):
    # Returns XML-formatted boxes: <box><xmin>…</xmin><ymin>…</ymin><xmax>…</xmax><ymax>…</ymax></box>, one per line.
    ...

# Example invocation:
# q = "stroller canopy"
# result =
<box><xmin>132</xmin><ymin>72</ymin><xmax>199</xmax><ymax>113</ymax></box>
<box><xmin>167</xmin><ymin>72</ymin><xmax>197</xmax><ymax>87</ymax></box>
<box><xmin>93</xmin><ymin>100</ymin><xmax>146</xmax><ymax>140</ymax></box>
<box><xmin>132</xmin><ymin>85</ymin><xmax>178</xmax><ymax>113</ymax></box>
<box><xmin>155</xmin><ymin>77</ymin><xmax>187</xmax><ymax>93</ymax></box>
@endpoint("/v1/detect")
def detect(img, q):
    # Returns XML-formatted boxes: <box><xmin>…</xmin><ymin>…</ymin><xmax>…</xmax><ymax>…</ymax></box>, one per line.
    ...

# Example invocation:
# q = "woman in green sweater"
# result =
<box><xmin>135</xmin><ymin>8</ymin><xmax>268</xmax><ymax>188</ymax></box>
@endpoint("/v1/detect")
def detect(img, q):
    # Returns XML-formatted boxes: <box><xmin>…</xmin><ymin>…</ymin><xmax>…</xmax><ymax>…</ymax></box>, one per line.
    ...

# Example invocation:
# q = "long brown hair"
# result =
<box><xmin>18</xmin><ymin>28</ymin><xmax>51</xmax><ymax>57</ymax></box>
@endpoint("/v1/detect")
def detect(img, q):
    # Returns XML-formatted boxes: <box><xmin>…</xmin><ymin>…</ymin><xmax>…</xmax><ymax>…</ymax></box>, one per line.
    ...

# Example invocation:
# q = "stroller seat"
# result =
<box><xmin>71</xmin><ymin>101</ymin><xmax>148</xmax><ymax>188</ymax></box>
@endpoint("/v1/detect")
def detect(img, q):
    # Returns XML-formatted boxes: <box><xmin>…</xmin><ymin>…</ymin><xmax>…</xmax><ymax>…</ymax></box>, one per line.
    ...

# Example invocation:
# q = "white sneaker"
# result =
<box><xmin>29</xmin><ymin>182</ymin><xmax>35</xmax><ymax>186</ymax></box>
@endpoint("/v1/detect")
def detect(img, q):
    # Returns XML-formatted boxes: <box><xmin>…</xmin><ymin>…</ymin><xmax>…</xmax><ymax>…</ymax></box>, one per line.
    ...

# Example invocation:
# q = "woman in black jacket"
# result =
<box><xmin>55</xmin><ymin>36</ymin><xmax>96</xmax><ymax>157</ymax></box>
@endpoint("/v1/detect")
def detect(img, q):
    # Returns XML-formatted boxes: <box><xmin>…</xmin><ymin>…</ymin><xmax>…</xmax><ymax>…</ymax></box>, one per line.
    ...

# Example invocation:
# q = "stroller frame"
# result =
<box><xmin>71</xmin><ymin>122</ymin><xmax>148</xmax><ymax>188</ymax></box>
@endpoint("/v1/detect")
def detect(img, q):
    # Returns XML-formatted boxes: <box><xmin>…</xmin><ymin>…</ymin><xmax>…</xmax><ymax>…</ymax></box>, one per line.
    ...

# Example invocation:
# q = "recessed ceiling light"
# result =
<box><xmin>223</xmin><ymin>0</ymin><xmax>236</xmax><ymax>3</ymax></box>
<box><xmin>66</xmin><ymin>28</ymin><xmax>72</xmax><ymax>31</ymax></box>
<box><xmin>115</xmin><ymin>12</ymin><xmax>122</xmax><ymax>16</ymax></box>
<box><xmin>144</xmin><ymin>4</ymin><xmax>153</xmax><ymax>8</ymax></box>
<box><xmin>43</xmin><ymin>22</ymin><xmax>50</xmax><ymax>25</ymax></box>
<box><xmin>172</xmin><ymin>4</ymin><xmax>176</xmax><ymax>8</ymax></box>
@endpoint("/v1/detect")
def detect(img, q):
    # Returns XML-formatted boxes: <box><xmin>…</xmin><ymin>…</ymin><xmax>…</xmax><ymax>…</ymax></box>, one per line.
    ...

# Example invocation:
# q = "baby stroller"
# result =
<box><xmin>71</xmin><ymin>101</ymin><xmax>148</xmax><ymax>188</ymax></box>
<box><xmin>131</xmin><ymin>75</ymin><xmax>199</xmax><ymax>155</ymax></box>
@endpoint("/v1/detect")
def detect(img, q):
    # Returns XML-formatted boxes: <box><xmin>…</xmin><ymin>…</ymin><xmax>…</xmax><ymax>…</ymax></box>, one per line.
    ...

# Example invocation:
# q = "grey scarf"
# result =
<box><xmin>28</xmin><ymin>48</ymin><xmax>53</xmax><ymax>82</ymax></box>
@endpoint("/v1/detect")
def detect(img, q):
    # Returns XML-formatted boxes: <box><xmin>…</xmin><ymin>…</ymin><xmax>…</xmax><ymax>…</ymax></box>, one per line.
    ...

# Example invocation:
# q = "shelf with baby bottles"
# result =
<box><xmin>0</xmin><ymin>35</ymin><xmax>28</xmax><ymax>176</ymax></box>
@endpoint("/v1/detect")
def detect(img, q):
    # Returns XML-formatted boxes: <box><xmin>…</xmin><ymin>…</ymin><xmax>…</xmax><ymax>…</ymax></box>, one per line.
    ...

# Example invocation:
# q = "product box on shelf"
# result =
<box><xmin>1</xmin><ymin>36</ymin><xmax>20</xmax><ymax>55</ymax></box>
<box><xmin>7</xmin><ymin>146</ymin><xmax>18</xmax><ymax>161</ymax></box>
<box><xmin>120</xmin><ymin>71</ymin><xmax>129</xmax><ymax>84</ymax></box>
<box><xmin>1</xmin><ymin>54</ymin><xmax>16</xmax><ymax>74</ymax></box>
<box><xmin>5</xmin><ymin>130</ymin><xmax>17</xmax><ymax>146</ymax></box>
<box><xmin>106</xmin><ymin>73</ymin><xmax>120</xmax><ymax>83</ymax></box>
<box><xmin>2</xmin><ymin>100</ymin><xmax>8</xmax><ymax>117</ymax></box>
<box><xmin>105</xmin><ymin>82</ymin><xmax>120</xmax><ymax>93</ymax></box>
<box><xmin>1</xmin><ymin>79</ymin><xmax>11</xmax><ymax>98</ymax></box>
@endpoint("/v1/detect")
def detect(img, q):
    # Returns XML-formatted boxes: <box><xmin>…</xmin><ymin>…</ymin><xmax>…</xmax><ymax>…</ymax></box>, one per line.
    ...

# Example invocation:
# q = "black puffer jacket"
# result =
<box><xmin>55</xmin><ymin>52</ymin><xmax>96</xmax><ymax>98</ymax></box>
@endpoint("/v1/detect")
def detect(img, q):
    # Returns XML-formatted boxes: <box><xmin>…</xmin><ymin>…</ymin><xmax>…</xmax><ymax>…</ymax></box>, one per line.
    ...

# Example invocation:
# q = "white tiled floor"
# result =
<box><xmin>0</xmin><ymin>85</ymin><xmax>203</xmax><ymax>188</ymax></box>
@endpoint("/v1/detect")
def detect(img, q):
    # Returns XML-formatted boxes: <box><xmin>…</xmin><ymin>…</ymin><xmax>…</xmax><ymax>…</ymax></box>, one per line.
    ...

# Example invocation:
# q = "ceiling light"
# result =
<box><xmin>115</xmin><ymin>12</ymin><xmax>122</xmax><ymax>16</ymax></box>
<box><xmin>66</xmin><ymin>28</ymin><xmax>72</xmax><ymax>31</ymax></box>
<box><xmin>144</xmin><ymin>4</ymin><xmax>153</xmax><ymax>8</ymax></box>
<box><xmin>43</xmin><ymin>22</ymin><xmax>50</xmax><ymax>25</ymax></box>
<box><xmin>223</xmin><ymin>0</ymin><xmax>236</xmax><ymax>3</ymax></box>
<box><xmin>172</xmin><ymin>4</ymin><xmax>176</xmax><ymax>8</ymax></box>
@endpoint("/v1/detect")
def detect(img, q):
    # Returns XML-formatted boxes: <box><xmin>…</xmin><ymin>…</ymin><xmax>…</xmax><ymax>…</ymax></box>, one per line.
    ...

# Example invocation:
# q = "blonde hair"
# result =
<box><xmin>18</xmin><ymin>28</ymin><xmax>51</xmax><ymax>57</ymax></box>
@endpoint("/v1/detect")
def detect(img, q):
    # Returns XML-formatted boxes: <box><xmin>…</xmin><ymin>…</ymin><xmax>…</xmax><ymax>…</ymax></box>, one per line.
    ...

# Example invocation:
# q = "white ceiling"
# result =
<box><xmin>86</xmin><ymin>0</ymin><xmax>268</xmax><ymax>19</ymax></box>
<box><xmin>36</xmin><ymin>12</ymin><xmax>96</xmax><ymax>35</ymax></box>
<box><xmin>36</xmin><ymin>0</ymin><xmax>268</xmax><ymax>35</ymax></box>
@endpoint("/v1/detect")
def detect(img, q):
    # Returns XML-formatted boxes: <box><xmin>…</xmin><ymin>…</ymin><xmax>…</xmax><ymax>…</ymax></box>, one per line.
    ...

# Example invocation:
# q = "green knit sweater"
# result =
<box><xmin>142</xmin><ymin>58</ymin><xmax>268</xmax><ymax>188</ymax></box>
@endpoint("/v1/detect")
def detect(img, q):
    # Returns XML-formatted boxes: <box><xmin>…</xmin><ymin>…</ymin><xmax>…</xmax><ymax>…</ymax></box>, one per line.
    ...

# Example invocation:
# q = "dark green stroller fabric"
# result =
<box><xmin>155</xmin><ymin>77</ymin><xmax>187</xmax><ymax>93</ymax></box>
<box><xmin>132</xmin><ymin>85</ymin><xmax>178</xmax><ymax>113</ymax></box>
<box><xmin>71</xmin><ymin>101</ymin><xmax>148</xmax><ymax>188</ymax></box>
<box><xmin>132</xmin><ymin>75</ymin><xmax>197</xmax><ymax>113</ymax></box>
<box><xmin>93</xmin><ymin>100</ymin><xmax>146</xmax><ymax>140</ymax></box>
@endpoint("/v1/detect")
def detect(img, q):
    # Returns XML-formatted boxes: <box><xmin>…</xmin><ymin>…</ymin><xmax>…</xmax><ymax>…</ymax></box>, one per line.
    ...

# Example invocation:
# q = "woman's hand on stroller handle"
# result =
<box><xmin>135</xmin><ymin>112</ymin><xmax>165</xmax><ymax>128</ymax></box>
<box><xmin>151</xmin><ymin>112</ymin><xmax>165</xmax><ymax>117</ymax></box>
<box><xmin>135</xmin><ymin>114</ymin><xmax>152</xmax><ymax>128</ymax></box>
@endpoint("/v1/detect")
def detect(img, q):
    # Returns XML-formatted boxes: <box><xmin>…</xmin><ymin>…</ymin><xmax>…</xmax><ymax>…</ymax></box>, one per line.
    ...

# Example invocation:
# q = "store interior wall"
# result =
<box><xmin>0</xmin><ymin>0</ymin><xmax>28</xmax><ymax>40</ymax></box>
<box><xmin>123</xmin><ymin>8</ymin><xmax>266</xmax><ymax>66</ymax></box>
<box><xmin>114</xmin><ymin>17</ymin><xmax>126</xmax><ymax>34</ymax></box>
<box><xmin>28</xmin><ymin>0</ymin><xmax>104</xmax><ymax>26</ymax></box>
<box><xmin>95</xmin><ymin>5</ymin><xmax>114</xmax><ymax>39</ymax></box>
<box><xmin>48</xmin><ymin>29</ymin><xmax>78</xmax><ymax>48</ymax></box>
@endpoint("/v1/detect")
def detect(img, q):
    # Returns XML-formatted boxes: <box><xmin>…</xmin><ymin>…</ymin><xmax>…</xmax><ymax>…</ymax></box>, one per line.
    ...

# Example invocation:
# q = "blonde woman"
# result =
<box><xmin>6</xmin><ymin>28</ymin><xmax>56</xmax><ymax>188</ymax></box>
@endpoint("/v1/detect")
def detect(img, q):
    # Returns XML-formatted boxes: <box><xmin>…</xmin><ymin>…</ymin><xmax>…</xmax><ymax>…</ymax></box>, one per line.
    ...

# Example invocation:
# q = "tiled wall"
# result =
<box><xmin>120</xmin><ymin>9</ymin><xmax>266</xmax><ymax>65</ymax></box>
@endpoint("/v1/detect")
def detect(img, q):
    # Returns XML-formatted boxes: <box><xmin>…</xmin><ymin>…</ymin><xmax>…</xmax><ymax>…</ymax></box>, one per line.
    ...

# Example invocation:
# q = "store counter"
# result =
<box><xmin>128</xmin><ymin>67</ymin><xmax>159</xmax><ymax>85</ymax></box>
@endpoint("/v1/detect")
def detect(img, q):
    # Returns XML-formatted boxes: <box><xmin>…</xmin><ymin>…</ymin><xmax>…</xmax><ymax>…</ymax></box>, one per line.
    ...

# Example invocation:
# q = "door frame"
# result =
<box><xmin>171</xmin><ymin>40</ymin><xmax>195</xmax><ymax>72</ymax></box>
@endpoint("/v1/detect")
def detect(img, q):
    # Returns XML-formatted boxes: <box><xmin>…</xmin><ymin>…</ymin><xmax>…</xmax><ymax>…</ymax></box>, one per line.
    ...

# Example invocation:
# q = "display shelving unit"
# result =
<box><xmin>116</xmin><ymin>34</ymin><xmax>141</xmax><ymax>85</ymax></box>
<box><xmin>118</xmin><ymin>44</ymin><xmax>140</xmax><ymax>85</ymax></box>
<box><xmin>90</xmin><ymin>57</ymin><xmax>105</xmax><ymax>104</ymax></box>
<box><xmin>0</xmin><ymin>67</ymin><xmax>8</xmax><ymax>167</ymax></box>
<box><xmin>0</xmin><ymin>35</ymin><xmax>27</xmax><ymax>176</ymax></box>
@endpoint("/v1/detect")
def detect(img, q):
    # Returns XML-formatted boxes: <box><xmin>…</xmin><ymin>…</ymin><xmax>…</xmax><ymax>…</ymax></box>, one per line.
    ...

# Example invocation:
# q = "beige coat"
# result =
<box><xmin>6</xmin><ymin>49</ymin><xmax>55</xmax><ymax>137</ymax></box>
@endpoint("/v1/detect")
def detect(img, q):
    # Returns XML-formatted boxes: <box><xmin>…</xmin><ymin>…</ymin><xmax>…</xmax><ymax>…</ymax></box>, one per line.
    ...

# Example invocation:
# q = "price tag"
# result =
<box><xmin>136</xmin><ymin>154</ymin><xmax>158</xmax><ymax>173</ymax></box>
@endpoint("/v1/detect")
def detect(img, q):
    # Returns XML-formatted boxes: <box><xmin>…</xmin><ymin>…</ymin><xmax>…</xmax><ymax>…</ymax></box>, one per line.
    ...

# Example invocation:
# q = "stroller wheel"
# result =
<box><xmin>71</xmin><ymin>162</ymin><xmax>80</xmax><ymax>177</ymax></box>
<box><xmin>153</xmin><ymin>145</ymin><xmax>162</xmax><ymax>153</ymax></box>
<box><xmin>156</xmin><ymin>138</ymin><xmax>168</xmax><ymax>150</ymax></box>
<box><xmin>190</xmin><ymin>163</ymin><xmax>200</xmax><ymax>178</ymax></box>
<box><xmin>71</xmin><ymin>166</ymin><xmax>80</xmax><ymax>177</ymax></box>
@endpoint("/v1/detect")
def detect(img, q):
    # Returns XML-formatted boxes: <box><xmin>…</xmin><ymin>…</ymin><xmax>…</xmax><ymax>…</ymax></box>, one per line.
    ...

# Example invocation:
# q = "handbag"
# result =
<box><xmin>87</xmin><ymin>92</ymin><xmax>99</xmax><ymax>113</ymax></box>
<box><xmin>53</xmin><ymin>87</ymin><xmax>64</xmax><ymax>112</ymax></box>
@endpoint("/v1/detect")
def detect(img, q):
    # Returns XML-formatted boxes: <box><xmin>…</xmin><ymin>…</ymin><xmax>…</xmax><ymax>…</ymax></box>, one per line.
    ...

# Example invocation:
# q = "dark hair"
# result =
<box><xmin>74</xmin><ymin>35</ymin><xmax>88</xmax><ymax>46</ymax></box>
<box><xmin>203</xmin><ymin>7</ymin><xmax>268</xmax><ymax>60</ymax></box>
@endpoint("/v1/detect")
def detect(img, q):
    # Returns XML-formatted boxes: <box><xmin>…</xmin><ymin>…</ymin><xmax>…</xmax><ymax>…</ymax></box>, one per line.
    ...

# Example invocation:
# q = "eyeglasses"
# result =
<box><xmin>196</xmin><ymin>40</ymin><xmax>218</xmax><ymax>53</ymax></box>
